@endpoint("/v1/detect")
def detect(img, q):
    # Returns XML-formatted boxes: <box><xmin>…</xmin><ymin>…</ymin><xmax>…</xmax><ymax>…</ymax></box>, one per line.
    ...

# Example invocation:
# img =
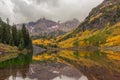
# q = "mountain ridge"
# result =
<box><xmin>51</xmin><ymin>0</ymin><xmax>120</xmax><ymax>48</ymax></box>
<box><xmin>17</xmin><ymin>18</ymin><xmax>80</xmax><ymax>38</ymax></box>
<box><xmin>57</xmin><ymin>0</ymin><xmax>120</xmax><ymax>42</ymax></box>
<box><xmin>74</xmin><ymin>0</ymin><xmax>120</xmax><ymax>33</ymax></box>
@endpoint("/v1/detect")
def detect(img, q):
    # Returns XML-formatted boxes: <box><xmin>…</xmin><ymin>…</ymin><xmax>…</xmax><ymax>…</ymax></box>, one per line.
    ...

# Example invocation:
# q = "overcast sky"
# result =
<box><xmin>0</xmin><ymin>0</ymin><xmax>103</xmax><ymax>24</ymax></box>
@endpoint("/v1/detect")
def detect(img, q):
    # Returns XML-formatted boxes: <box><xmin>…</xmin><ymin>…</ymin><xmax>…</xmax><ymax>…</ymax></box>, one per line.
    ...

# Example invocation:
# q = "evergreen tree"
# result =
<box><xmin>0</xmin><ymin>19</ymin><xmax>33</xmax><ymax>51</ymax></box>
<box><xmin>12</xmin><ymin>25</ymin><xmax>18</xmax><ymax>46</ymax></box>
<box><xmin>21</xmin><ymin>24</ymin><xmax>32</xmax><ymax>49</ymax></box>
<box><xmin>18</xmin><ymin>30</ymin><xmax>25</xmax><ymax>50</ymax></box>
<box><xmin>0</xmin><ymin>17</ymin><xmax>2</xmax><ymax>22</ymax></box>
<box><xmin>19</xmin><ymin>37</ymin><xmax>25</xmax><ymax>50</ymax></box>
<box><xmin>6</xmin><ymin>24</ymin><xmax>12</xmax><ymax>44</ymax></box>
<box><xmin>9</xmin><ymin>34</ymin><xmax>14</xmax><ymax>46</ymax></box>
<box><xmin>21</xmin><ymin>24</ymin><xmax>26</xmax><ymax>47</ymax></box>
<box><xmin>1</xmin><ymin>23</ymin><xmax>7</xmax><ymax>44</ymax></box>
<box><xmin>0</xmin><ymin>25</ymin><xmax>2</xmax><ymax>42</ymax></box>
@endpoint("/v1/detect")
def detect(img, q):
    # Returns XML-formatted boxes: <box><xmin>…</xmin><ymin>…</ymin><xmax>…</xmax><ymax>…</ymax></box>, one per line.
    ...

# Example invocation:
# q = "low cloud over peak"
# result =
<box><xmin>0</xmin><ymin>0</ymin><xmax>103</xmax><ymax>24</ymax></box>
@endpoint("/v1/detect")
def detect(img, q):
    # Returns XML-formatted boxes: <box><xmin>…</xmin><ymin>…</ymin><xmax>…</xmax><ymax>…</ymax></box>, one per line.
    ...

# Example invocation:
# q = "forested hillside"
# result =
<box><xmin>56</xmin><ymin>0</ymin><xmax>120</xmax><ymax>48</ymax></box>
<box><xmin>0</xmin><ymin>18</ymin><xmax>32</xmax><ymax>51</ymax></box>
<box><xmin>32</xmin><ymin>0</ymin><xmax>120</xmax><ymax>49</ymax></box>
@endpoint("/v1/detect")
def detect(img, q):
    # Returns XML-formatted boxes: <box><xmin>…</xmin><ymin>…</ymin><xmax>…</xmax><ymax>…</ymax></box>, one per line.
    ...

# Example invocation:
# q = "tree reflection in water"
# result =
<box><xmin>1</xmin><ymin>49</ymin><xmax>120</xmax><ymax>80</ymax></box>
<box><xmin>0</xmin><ymin>53</ymin><xmax>32</xmax><ymax>80</ymax></box>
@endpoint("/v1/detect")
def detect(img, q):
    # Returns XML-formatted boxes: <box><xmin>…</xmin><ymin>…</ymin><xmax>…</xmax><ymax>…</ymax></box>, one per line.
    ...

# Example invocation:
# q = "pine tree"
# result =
<box><xmin>0</xmin><ymin>19</ymin><xmax>33</xmax><ymax>51</ymax></box>
<box><xmin>19</xmin><ymin>37</ymin><xmax>25</xmax><ymax>50</ymax></box>
<box><xmin>21</xmin><ymin>24</ymin><xmax>33</xmax><ymax>50</ymax></box>
<box><xmin>0</xmin><ymin>17</ymin><xmax>2</xmax><ymax>22</ymax></box>
<box><xmin>1</xmin><ymin>23</ymin><xmax>7</xmax><ymax>44</ymax></box>
<box><xmin>0</xmin><ymin>25</ymin><xmax>2</xmax><ymax>43</ymax></box>
<box><xmin>12</xmin><ymin>25</ymin><xmax>18</xmax><ymax>46</ymax></box>
<box><xmin>8</xmin><ymin>32</ymin><xmax>14</xmax><ymax>46</ymax></box>
<box><xmin>18</xmin><ymin>30</ymin><xmax>25</xmax><ymax>50</ymax></box>
<box><xmin>22</xmin><ymin>24</ymin><xmax>28</xmax><ymax>47</ymax></box>
<box><xmin>6</xmin><ymin>24</ymin><xmax>12</xmax><ymax>44</ymax></box>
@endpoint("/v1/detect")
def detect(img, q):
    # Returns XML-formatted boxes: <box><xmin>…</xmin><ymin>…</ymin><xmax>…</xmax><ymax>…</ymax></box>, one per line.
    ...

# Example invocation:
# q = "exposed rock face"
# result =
<box><xmin>17</xmin><ymin>18</ymin><xmax>79</xmax><ymax>37</ymax></box>
<box><xmin>74</xmin><ymin>0</ymin><xmax>120</xmax><ymax>33</ymax></box>
<box><xmin>59</xmin><ymin>18</ymin><xmax>80</xmax><ymax>32</ymax></box>
<box><xmin>57</xmin><ymin>0</ymin><xmax>120</xmax><ymax>42</ymax></box>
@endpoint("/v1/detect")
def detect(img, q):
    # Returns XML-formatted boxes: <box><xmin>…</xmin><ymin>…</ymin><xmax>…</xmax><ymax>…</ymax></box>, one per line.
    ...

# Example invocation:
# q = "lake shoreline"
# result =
<box><xmin>0</xmin><ymin>43</ymin><xmax>33</xmax><ymax>62</ymax></box>
<box><xmin>45</xmin><ymin>45</ymin><xmax>120</xmax><ymax>52</ymax></box>
<box><xmin>45</xmin><ymin>46</ymin><xmax>99</xmax><ymax>52</ymax></box>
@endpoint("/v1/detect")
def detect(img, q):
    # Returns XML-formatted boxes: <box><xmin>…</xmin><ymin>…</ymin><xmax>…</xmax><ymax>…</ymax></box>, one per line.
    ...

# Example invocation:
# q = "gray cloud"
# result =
<box><xmin>32</xmin><ymin>0</ymin><xmax>59</xmax><ymax>6</ymax></box>
<box><xmin>0</xmin><ymin>0</ymin><xmax>103</xmax><ymax>24</ymax></box>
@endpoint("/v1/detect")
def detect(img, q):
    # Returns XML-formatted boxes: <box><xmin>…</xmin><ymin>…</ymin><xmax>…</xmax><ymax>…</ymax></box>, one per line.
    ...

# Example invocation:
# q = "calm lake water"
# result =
<box><xmin>0</xmin><ymin>49</ymin><xmax>120</xmax><ymax>80</ymax></box>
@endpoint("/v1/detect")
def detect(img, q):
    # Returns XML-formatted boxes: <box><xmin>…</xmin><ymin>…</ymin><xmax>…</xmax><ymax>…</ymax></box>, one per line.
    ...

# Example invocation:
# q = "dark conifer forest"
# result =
<box><xmin>0</xmin><ymin>18</ymin><xmax>33</xmax><ymax>51</ymax></box>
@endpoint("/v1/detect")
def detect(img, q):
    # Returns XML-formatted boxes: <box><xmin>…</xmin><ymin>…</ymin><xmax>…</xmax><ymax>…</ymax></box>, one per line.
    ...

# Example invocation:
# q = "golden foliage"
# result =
<box><xmin>56</xmin><ymin>31</ymin><xmax>73</xmax><ymax>42</ymax></box>
<box><xmin>58</xmin><ymin>30</ymin><xmax>92</xmax><ymax>48</ymax></box>
<box><xmin>101</xmin><ymin>22</ymin><xmax>120</xmax><ymax>47</ymax></box>
<box><xmin>32</xmin><ymin>50</ymin><xmax>101</xmax><ymax>67</ymax></box>
<box><xmin>58</xmin><ymin>37</ymin><xmax>76</xmax><ymax>48</ymax></box>
<box><xmin>32</xmin><ymin>39</ymin><xmax>54</xmax><ymax>46</ymax></box>
<box><xmin>102</xmin><ymin>50</ymin><xmax>120</xmax><ymax>61</ymax></box>
<box><xmin>82</xmin><ymin>30</ymin><xmax>91</xmax><ymax>35</ymax></box>
<box><xmin>103</xmin><ymin>35</ymin><xmax>120</xmax><ymax>46</ymax></box>
<box><xmin>32</xmin><ymin>20</ymin><xmax>120</xmax><ymax>48</ymax></box>
<box><xmin>33</xmin><ymin>50</ymin><xmax>120</xmax><ymax>69</ymax></box>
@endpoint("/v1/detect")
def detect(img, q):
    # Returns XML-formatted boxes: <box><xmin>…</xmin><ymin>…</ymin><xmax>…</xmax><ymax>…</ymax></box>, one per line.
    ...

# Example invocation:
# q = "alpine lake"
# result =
<box><xmin>0</xmin><ymin>47</ymin><xmax>120</xmax><ymax>80</ymax></box>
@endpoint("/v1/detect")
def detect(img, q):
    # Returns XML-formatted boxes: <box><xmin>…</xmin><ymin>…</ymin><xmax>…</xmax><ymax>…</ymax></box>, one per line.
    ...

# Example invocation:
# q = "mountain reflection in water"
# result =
<box><xmin>0</xmin><ymin>49</ymin><xmax>120</xmax><ymax>80</ymax></box>
<box><xmin>5</xmin><ymin>62</ymin><xmax>86</xmax><ymax>80</ymax></box>
<box><xmin>33</xmin><ymin>50</ymin><xmax>120</xmax><ymax>80</ymax></box>
<box><xmin>8</xmin><ymin>75</ymin><xmax>88</xmax><ymax>80</ymax></box>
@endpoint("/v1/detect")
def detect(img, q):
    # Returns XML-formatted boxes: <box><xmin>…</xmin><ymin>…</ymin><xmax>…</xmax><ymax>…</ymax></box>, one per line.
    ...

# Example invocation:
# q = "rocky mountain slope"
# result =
<box><xmin>17</xmin><ymin>18</ymin><xmax>79</xmax><ymax>38</ymax></box>
<box><xmin>57</xmin><ymin>0</ymin><xmax>120</xmax><ymax>42</ymax></box>
<box><xmin>32</xmin><ymin>0</ymin><xmax>120</xmax><ymax>49</ymax></box>
<box><xmin>59</xmin><ymin>18</ymin><xmax>80</xmax><ymax>32</ymax></box>
<box><xmin>74</xmin><ymin>0</ymin><xmax>120</xmax><ymax>33</ymax></box>
<box><xmin>51</xmin><ymin>0</ymin><xmax>120</xmax><ymax>48</ymax></box>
